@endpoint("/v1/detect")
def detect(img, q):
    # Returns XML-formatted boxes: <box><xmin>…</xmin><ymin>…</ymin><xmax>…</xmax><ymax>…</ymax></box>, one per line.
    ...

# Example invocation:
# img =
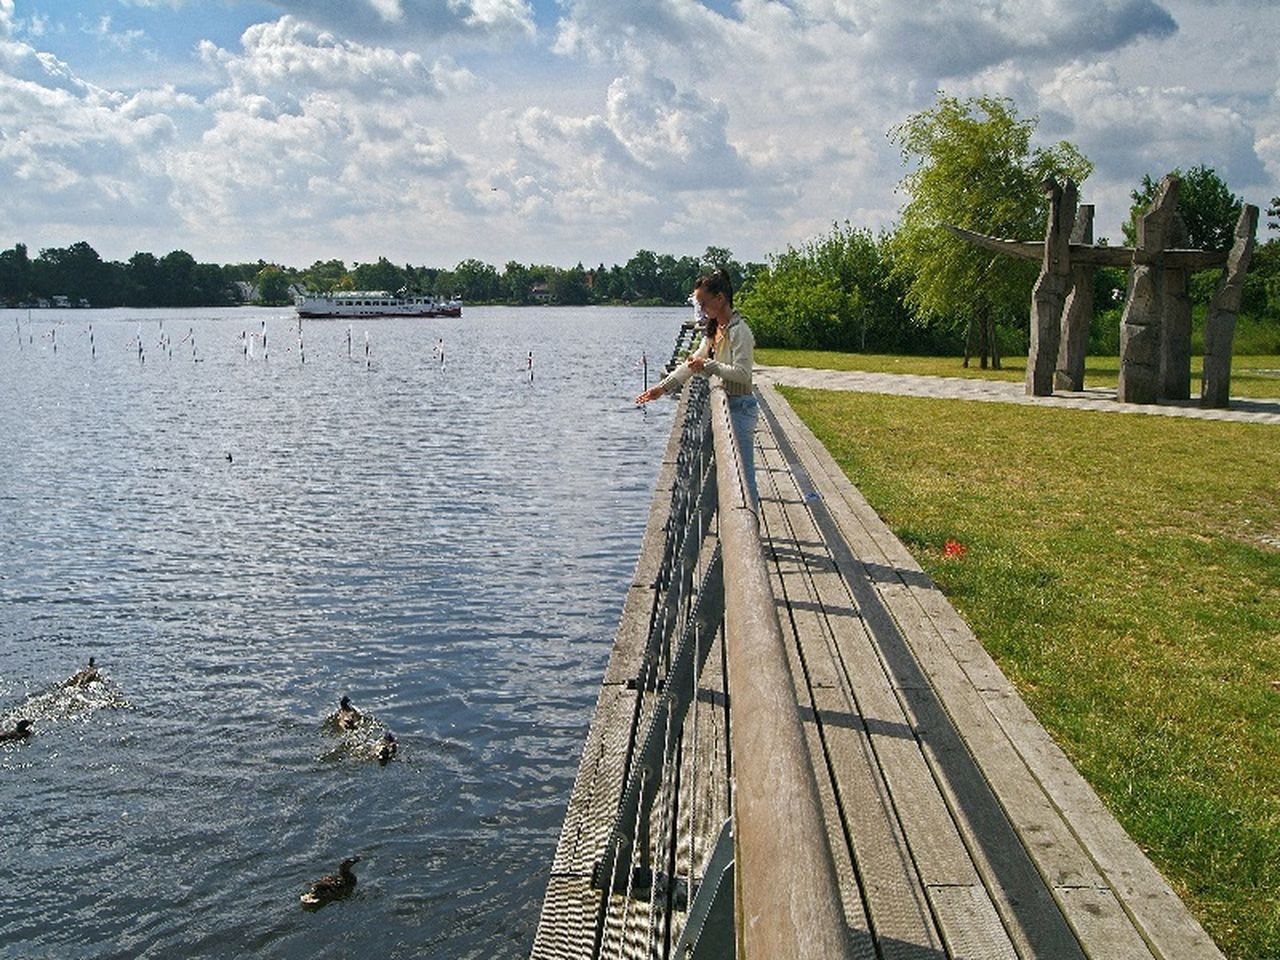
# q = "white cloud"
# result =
<box><xmin>0</xmin><ymin>0</ymin><xmax>1276</xmax><ymax>267</ymax></box>
<box><xmin>264</xmin><ymin>0</ymin><xmax>536</xmax><ymax>44</ymax></box>
<box><xmin>82</xmin><ymin>14</ymin><xmax>149</xmax><ymax>54</ymax></box>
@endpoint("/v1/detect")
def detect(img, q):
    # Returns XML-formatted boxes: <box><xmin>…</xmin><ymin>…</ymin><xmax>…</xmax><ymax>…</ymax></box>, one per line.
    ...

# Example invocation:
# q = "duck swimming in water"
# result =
<box><xmin>336</xmin><ymin>695</ymin><xmax>362</xmax><ymax>730</ymax></box>
<box><xmin>300</xmin><ymin>856</ymin><xmax>360</xmax><ymax>910</ymax></box>
<box><xmin>64</xmin><ymin>656</ymin><xmax>101</xmax><ymax>687</ymax></box>
<box><xmin>0</xmin><ymin>719</ymin><xmax>33</xmax><ymax>743</ymax></box>
<box><xmin>376</xmin><ymin>732</ymin><xmax>397</xmax><ymax>764</ymax></box>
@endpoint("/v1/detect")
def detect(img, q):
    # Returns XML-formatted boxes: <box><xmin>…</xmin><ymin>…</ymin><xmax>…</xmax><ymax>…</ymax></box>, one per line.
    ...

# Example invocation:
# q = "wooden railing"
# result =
<box><xmin>708</xmin><ymin>383</ymin><xmax>853</xmax><ymax>960</ymax></box>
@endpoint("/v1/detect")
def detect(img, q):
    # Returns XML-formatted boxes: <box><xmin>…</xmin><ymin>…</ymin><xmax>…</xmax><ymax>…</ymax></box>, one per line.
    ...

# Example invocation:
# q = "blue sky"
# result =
<box><xmin>2</xmin><ymin>0</ymin><xmax>1278</xmax><ymax>269</ymax></box>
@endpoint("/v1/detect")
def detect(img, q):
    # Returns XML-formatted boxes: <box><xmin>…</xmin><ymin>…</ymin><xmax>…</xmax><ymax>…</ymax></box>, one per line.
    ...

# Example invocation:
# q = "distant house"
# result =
<box><xmin>234</xmin><ymin>281</ymin><xmax>257</xmax><ymax>303</ymax></box>
<box><xmin>530</xmin><ymin>282</ymin><xmax>552</xmax><ymax>303</ymax></box>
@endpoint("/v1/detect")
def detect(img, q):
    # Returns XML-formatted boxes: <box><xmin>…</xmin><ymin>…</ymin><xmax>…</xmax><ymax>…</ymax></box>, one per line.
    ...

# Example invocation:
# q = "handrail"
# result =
<box><xmin>709</xmin><ymin>384</ymin><xmax>854</xmax><ymax>960</ymax></box>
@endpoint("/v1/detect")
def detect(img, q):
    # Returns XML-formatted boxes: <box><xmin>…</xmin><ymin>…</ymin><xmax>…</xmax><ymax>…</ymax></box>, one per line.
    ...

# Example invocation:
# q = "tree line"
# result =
<box><xmin>0</xmin><ymin>240</ymin><xmax>759</xmax><ymax>311</ymax></box>
<box><xmin>4</xmin><ymin>92</ymin><xmax>1278</xmax><ymax>360</ymax></box>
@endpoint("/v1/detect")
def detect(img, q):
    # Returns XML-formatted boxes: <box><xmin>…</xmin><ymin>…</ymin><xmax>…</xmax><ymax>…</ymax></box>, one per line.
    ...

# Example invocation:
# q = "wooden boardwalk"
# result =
<box><xmin>531</xmin><ymin>383</ymin><xmax>1224</xmax><ymax>959</ymax></box>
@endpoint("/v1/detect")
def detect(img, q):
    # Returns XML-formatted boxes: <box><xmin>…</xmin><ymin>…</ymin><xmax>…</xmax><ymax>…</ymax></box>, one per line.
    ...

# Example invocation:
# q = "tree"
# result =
<box><xmin>451</xmin><ymin>258</ymin><xmax>500</xmax><ymax>301</ymax></box>
<box><xmin>888</xmin><ymin>93</ymin><xmax>1093</xmax><ymax>368</ymax></box>
<box><xmin>0</xmin><ymin>243</ymin><xmax>32</xmax><ymax>302</ymax></box>
<box><xmin>740</xmin><ymin>223</ymin><xmax>913</xmax><ymax>351</ymax></box>
<box><xmin>549</xmin><ymin>263</ymin><xmax>591</xmax><ymax>305</ymax></box>
<box><xmin>352</xmin><ymin>256</ymin><xmax>407</xmax><ymax>293</ymax></box>
<box><xmin>256</xmin><ymin>265</ymin><xmax>291</xmax><ymax>304</ymax></box>
<box><xmin>1123</xmin><ymin>164</ymin><xmax>1242</xmax><ymax>251</ymax></box>
<box><xmin>301</xmin><ymin>259</ymin><xmax>349</xmax><ymax>292</ymax></box>
<box><xmin>1266</xmin><ymin>196</ymin><xmax>1279</xmax><ymax>231</ymax></box>
<box><xmin>625</xmin><ymin>250</ymin><xmax>660</xmax><ymax>300</ymax></box>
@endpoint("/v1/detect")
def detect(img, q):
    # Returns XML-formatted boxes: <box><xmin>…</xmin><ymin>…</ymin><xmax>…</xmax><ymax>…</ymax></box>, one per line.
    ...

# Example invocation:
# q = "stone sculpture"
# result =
<box><xmin>946</xmin><ymin>174</ymin><xmax>1256</xmax><ymax>407</ymax></box>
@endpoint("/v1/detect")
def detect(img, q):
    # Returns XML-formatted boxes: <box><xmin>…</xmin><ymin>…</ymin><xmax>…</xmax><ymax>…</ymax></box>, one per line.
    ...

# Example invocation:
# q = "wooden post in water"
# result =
<box><xmin>709</xmin><ymin>384</ymin><xmax>853</xmax><ymax>960</ymax></box>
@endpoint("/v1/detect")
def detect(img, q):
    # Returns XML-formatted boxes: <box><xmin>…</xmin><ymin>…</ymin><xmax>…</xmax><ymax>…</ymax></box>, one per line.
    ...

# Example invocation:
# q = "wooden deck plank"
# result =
<box><xmin>760</xmin><ymin>413</ymin><xmax>1028</xmax><ymax>957</ymax></box>
<box><xmin>535</xmin><ymin>381</ymin><xmax>1223</xmax><ymax>960</ymax></box>
<box><xmin>759</xmin><ymin>383</ymin><xmax>1224</xmax><ymax>960</ymax></box>
<box><xmin>757</xmin><ymin>429</ymin><xmax>945</xmax><ymax>958</ymax></box>
<box><xmin>766</xmin><ymin>473</ymin><xmax>984</xmax><ymax>892</ymax></box>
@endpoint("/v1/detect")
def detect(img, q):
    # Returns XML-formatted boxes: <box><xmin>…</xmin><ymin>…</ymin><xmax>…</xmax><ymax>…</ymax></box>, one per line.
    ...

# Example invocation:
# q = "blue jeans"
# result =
<box><xmin>728</xmin><ymin>393</ymin><xmax>759</xmax><ymax>507</ymax></box>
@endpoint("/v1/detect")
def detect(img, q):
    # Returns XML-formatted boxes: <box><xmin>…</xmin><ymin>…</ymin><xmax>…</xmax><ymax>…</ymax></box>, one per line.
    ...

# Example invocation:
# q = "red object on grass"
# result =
<box><xmin>943</xmin><ymin>538</ymin><xmax>967</xmax><ymax>559</ymax></box>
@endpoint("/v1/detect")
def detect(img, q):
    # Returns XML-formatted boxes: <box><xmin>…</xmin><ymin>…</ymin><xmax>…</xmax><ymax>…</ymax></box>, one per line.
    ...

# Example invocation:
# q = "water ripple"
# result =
<box><xmin>0</xmin><ymin>304</ymin><xmax>683</xmax><ymax>958</ymax></box>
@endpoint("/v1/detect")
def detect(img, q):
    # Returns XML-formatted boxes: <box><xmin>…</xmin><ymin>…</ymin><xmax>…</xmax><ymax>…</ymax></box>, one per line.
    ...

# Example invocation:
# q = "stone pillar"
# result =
<box><xmin>1055</xmin><ymin>204</ymin><xmax>1094</xmax><ymax>391</ymax></box>
<box><xmin>1118</xmin><ymin>175</ymin><xmax>1179</xmax><ymax>404</ymax></box>
<box><xmin>1027</xmin><ymin>178</ymin><xmax>1076</xmax><ymax>396</ymax></box>
<box><xmin>1202</xmin><ymin>204</ymin><xmax>1259</xmax><ymax>408</ymax></box>
<box><xmin>1160</xmin><ymin>266</ymin><xmax>1192</xmax><ymax>400</ymax></box>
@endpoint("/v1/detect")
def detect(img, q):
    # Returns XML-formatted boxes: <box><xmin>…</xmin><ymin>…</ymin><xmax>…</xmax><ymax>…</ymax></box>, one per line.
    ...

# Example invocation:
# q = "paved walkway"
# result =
<box><xmin>756</xmin><ymin>365</ymin><xmax>1280</xmax><ymax>425</ymax></box>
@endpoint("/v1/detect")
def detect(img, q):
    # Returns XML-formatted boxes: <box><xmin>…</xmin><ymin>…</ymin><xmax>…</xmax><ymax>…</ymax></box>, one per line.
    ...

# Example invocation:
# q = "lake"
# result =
<box><xmin>0</xmin><ymin>304</ymin><xmax>685</xmax><ymax>958</ymax></box>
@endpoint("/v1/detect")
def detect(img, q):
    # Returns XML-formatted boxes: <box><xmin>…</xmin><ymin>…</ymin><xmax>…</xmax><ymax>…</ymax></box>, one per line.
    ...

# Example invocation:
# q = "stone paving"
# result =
<box><xmin>755</xmin><ymin>365</ymin><xmax>1280</xmax><ymax>426</ymax></box>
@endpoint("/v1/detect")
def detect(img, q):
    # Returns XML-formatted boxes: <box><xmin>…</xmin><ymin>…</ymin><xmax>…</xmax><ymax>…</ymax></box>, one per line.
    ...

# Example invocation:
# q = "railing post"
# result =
<box><xmin>709</xmin><ymin>384</ymin><xmax>853</xmax><ymax>960</ymax></box>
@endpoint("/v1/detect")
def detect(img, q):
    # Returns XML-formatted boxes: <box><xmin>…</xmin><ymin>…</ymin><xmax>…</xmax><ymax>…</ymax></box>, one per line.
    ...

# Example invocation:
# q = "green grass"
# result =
<box><xmin>756</xmin><ymin>348</ymin><xmax>1280</xmax><ymax>400</ymax></box>
<box><xmin>778</xmin><ymin>386</ymin><xmax>1280</xmax><ymax>959</ymax></box>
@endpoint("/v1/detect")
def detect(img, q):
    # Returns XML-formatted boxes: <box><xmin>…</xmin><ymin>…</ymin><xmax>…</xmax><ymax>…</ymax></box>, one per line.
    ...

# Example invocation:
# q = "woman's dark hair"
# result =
<box><xmin>695</xmin><ymin>268</ymin><xmax>734</xmax><ymax>308</ymax></box>
<box><xmin>695</xmin><ymin>268</ymin><xmax>733</xmax><ymax>338</ymax></box>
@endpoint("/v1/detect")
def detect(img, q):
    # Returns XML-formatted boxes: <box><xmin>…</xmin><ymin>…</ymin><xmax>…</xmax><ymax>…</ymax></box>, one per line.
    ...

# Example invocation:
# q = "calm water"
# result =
<box><xmin>0</xmin><ymin>305</ymin><xmax>683</xmax><ymax>959</ymax></box>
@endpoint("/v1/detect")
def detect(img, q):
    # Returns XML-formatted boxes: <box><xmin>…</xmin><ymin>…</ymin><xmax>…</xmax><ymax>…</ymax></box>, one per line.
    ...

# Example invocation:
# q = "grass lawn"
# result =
<box><xmin>756</xmin><ymin>348</ymin><xmax>1280</xmax><ymax>400</ymax></box>
<box><xmin>777</xmin><ymin>386</ymin><xmax>1280</xmax><ymax>959</ymax></box>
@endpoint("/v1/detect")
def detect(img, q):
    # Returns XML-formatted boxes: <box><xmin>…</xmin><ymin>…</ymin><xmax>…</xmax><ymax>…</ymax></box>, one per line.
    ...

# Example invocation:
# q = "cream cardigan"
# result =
<box><xmin>656</xmin><ymin>312</ymin><xmax>755</xmax><ymax>397</ymax></box>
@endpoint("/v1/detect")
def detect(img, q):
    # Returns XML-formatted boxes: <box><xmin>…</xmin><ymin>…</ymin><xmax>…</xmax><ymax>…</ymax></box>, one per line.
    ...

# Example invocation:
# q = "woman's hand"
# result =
<box><xmin>687</xmin><ymin>357</ymin><xmax>706</xmax><ymax>373</ymax></box>
<box><xmin>635</xmin><ymin>385</ymin><xmax>663</xmax><ymax>405</ymax></box>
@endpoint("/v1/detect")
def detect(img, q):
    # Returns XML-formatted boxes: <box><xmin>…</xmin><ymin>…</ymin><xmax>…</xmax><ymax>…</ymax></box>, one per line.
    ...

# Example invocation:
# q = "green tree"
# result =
<box><xmin>352</xmin><ymin>256</ymin><xmax>407</xmax><ymax>293</ymax></box>
<box><xmin>0</xmin><ymin>243</ymin><xmax>32</xmax><ymax>302</ymax></box>
<box><xmin>159</xmin><ymin>250</ymin><xmax>200</xmax><ymax>306</ymax></box>
<box><xmin>1123</xmin><ymin>164</ymin><xmax>1242</xmax><ymax>251</ymax></box>
<box><xmin>501</xmin><ymin>261</ymin><xmax>534</xmax><ymax>303</ymax></box>
<box><xmin>625</xmin><ymin>250</ymin><xmax>660</xmax><ymax>300</ymax></box>
<box><xmin>256</xmin><ymin>265</ymin><xmax>291</xmax><ymax>304</ymax></box>
<box><xmin>549</xmin><ymin>263</ymin><xmax>591</xmax><ymax>305</ymax></box>
<box><xmin>301</xmin><ymin>259</ymin><xmax>349</xmax><ymax>292</ymax></box>
<box><xmin>740</xmin><ymin>223</ymin><xmax>913</xmax><ymax>351</ymax></box>
<box><xmin>888</xmin><ymin>93</ymin><xmax>1093</xmax><ymax>368</ymax></box>
<box><xmin>1269</xmin><ymin>196</ymin><xmax>1279</xmax><ymax>231</ymax></box>
<box><xmin>451</xmin><ymin>258</ymin><xmax>500</xmax><ymax>301</ymax></box>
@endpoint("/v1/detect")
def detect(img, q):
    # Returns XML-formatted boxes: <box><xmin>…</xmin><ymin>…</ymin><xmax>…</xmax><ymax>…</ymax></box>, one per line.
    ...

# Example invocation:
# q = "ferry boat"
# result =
<box><xmin>295</xmin><ymin>290</ymin><xmax>463</xmax><ymax>319</ymax></box>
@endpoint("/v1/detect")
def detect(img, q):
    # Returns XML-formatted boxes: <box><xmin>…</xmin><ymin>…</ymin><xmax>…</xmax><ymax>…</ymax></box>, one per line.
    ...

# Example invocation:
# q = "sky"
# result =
<box><xmin>1</xmin><ymin>0</ymin><xmax>1278</xmax><ymax>270</ymax></box>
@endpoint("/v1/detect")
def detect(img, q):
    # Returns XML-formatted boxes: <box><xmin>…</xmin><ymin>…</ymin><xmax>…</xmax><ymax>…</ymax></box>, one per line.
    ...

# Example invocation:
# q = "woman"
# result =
<box><xmin>635</xmin><ymin>269</ymin><xmax>759</xmax><ymax>506</ymax></box>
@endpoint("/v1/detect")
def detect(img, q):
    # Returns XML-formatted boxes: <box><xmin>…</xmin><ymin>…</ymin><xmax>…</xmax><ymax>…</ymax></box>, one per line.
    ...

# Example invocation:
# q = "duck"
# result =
<box><xmin>0</xmin><ymin>719</ymin><xmax>33</xmax><ymax>743</ymax></box>
<box><xmin>64</xmin><ymin>656</ymin><xmax>101</xmax><ymax>687</ymax></box>
<box><xmin>336</xmin><ymin>695</ymin><xmax>362</xmax><ymax>731</ymax></box>
<box><xmin>376</xmin><ymin>732</ymin><xmax>397</xmax><ymax>764</ymax></box>
<box><xmin>300</xmin><ymin>856</ymin><xmax>360</xmax><ymax>909</ymax></box>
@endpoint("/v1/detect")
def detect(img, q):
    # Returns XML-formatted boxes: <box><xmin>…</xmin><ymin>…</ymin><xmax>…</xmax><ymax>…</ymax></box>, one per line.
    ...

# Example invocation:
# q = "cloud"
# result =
<box><xmin>470</xmin><ymin>67</ymin><xmax>800</xmax><ymax>260</ymax></box>
<box><xmin>82</xmin><ymin>14</ymin><xmax>149</xmax><ymax>54</ymax></box>
<box><xmin>554</xmin><ymin>0</ymin><xmax>1177</xmax><ymax>82</ymax></box>
<box><xmin>1040</xmin><ymin>61</ymin><xmax>1268</xmax><ymax>184</ymax></box>
<box><xmin>263</xmin><ymin>0</ymin><xmax>536</xmax><ymax>44</ymax></box>
<box><xmin>165</xmin><ymin>18</ymin><xmax>475</xmax><ymax>249</ymax></box>
<box><xmin>200</xmin><ymin>17</ymin><xmax>449</xmax><ymax>104</ymax></box>
<box><xmin>0</xmin><ymin>0</ymin><xmax>1275</xmax><ymax>268</ymax></box>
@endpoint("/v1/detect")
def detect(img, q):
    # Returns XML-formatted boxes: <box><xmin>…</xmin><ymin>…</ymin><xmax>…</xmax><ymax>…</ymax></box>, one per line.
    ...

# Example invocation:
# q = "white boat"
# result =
<box><xmin>295</xmin><ymin>290</ymin><xmax>463</xmax><ymax>319</ymax></box>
